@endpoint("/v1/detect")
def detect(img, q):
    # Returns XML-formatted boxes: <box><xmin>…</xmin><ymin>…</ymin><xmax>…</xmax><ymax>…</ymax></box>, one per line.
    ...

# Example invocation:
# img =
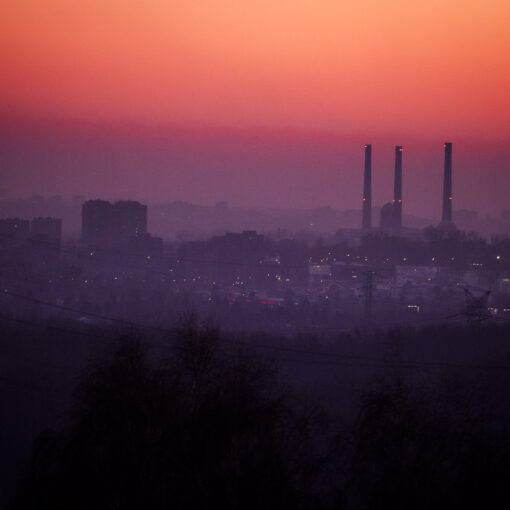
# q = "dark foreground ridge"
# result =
<box><xmin>2</xmin><ymin>318</ymin><xmax>510</xmax><ymax>509</ymax></box>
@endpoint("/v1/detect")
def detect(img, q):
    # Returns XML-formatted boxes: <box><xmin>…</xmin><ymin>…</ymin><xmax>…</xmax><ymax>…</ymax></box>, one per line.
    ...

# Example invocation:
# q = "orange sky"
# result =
<box><xmin>1</xmin><ymin>0</ymin><xmax>510</xmax><ymax>139</ymax></box>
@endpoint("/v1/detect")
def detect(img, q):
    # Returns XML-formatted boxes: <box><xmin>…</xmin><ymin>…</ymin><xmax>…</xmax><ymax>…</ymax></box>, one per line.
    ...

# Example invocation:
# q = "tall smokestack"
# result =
<box><xmin>362</xmin><ymin>144</ymin><xmax>372</xmax><ymax>229</ymax></box>
<box><xmin>442</xmin><ymin>142</ymin><xmax>453</xmax><ymax>223</ymax></box>
<box><xmin>393</xmin><ymin>146</ymin><xmax>403</xmax><ymax>229</ymax></box>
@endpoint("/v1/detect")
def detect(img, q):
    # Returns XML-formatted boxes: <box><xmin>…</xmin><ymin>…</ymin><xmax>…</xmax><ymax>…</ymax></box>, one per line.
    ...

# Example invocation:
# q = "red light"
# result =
<box><xmin>261</xmin><ymin>300</ymin><xmax>275</xmax><ymax>305</ymax></box>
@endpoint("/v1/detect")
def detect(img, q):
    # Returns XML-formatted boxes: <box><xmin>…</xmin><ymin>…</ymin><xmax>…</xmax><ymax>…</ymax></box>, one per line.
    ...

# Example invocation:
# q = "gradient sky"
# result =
<box><xmin>1</xmin><ymin>1</ymin><xmax>510</xmax><ymax>217</ymax></box>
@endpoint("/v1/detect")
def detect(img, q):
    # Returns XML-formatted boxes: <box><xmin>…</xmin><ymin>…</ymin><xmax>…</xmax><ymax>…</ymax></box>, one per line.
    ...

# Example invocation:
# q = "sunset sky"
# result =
<box><xmin>1</xmin><ymin>0</ymin><xmax>510</xmax><ymax>217</ymax></box>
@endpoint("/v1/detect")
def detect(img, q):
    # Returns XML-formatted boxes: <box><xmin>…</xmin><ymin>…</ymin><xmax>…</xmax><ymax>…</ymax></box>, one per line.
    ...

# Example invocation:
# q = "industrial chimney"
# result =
<box><xmin>362</xmin><ymin>144</ymin><xmax>372</xmax><ymax>229</ymax></box>
<box><xmin>393</xmin><ymin>146</ymin><xmax>403</xmax><ymax>229</ymax></box>
<box><xmin>441</xmin><ymin>142</ymin><xmax>453</xmax><ymax>223</ymax></box>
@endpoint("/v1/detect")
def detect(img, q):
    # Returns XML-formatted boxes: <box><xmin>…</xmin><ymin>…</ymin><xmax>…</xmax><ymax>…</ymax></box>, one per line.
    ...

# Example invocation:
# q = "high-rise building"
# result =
<box><xmin>111</xmin><ymin>200</ymin><xmax>147</xmax><ymax>244</ymax></box>
<box><xmin>0</xmin><ymin>218</ymin><xmax>30</xmax><ymax>238</ymax></box>
<box><xmin>82</xmin><ymin>200</ymin><xmax>113</xmax><ymax>248</ymax></box>
<box><xmin>362</xmin><ymin>144</ymin><xmax>372</xmax><ymax>229</ymax></box>
<box><xmin>31</xmin><ymin>217</ymin><xmax>62</xmax><ymax>240</ymax></box>
<box><xmin>82</xmin><ymin>200</ymin><xmax>148</xmax><ymax>249</ymax></box>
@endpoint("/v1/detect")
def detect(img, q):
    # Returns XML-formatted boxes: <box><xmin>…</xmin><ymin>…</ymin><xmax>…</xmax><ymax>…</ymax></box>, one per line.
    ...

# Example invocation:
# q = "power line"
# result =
<box><xmin>2</xmin><ymin>292</ymin><xmax>510</xmax><ymax>372</ymax></box>
<box><xmin>0</xmin><ymin>282</ymin><xmax>453</xmax><ymax>339</ymax></box>
<box><xmin>1</xmin><ymin>289</ymin><xmax>168</xmax><ymax>333</ymax></box>
<box><xmin>0</xmin><ymin>314</ymin><xmax>115</xmax><ymax>341</ymax></box>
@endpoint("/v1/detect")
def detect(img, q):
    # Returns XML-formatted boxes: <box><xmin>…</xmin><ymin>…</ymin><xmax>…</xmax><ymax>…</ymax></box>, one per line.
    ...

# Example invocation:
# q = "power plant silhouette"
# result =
<box><xmin>362</xmin><ymin>144</ymin><xmax>372</xmax><ymax>230</ymax></box>
<box><xmin>362</xmin><ymin>142</ymin><xmax>453</xmax><ymax>231</ymax></box>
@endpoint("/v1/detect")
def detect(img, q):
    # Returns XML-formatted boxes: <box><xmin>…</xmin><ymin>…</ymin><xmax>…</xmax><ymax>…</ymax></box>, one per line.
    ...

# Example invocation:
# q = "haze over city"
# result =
<box><xmin>2</xmin><ymin>2</ymin><xmax>510</xmax><ymax>509</ymax></box>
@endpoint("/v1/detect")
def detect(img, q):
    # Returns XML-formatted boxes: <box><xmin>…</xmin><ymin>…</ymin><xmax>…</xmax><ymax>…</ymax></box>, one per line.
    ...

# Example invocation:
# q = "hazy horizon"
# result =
<box><xmin>2</xmin><ymin>114</ymin><xmax>509</xmax><ymax>220</ymax></box>
<box><xmin>2</xmin><ymin>0</ymin><xmax>510</xmax><ymax>219</ymax></box>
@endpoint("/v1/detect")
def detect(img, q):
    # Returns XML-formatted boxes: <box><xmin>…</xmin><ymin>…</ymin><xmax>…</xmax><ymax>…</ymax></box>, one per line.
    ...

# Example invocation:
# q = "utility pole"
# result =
<box><xmin>463</xmin><ymin>288</ymin><xmax>491</xmax><ymax>325</ymax></box>
<box><xmin>446</xmin><ymin>288</ymin><xmax>492</xmax><ymax>326</ymax></box>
